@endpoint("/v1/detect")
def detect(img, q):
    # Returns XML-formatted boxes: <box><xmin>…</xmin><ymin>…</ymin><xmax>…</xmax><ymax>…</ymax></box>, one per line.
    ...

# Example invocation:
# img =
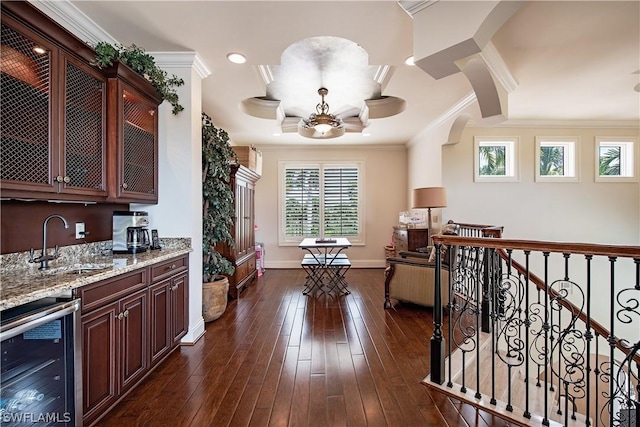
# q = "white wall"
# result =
<box><xmin>134</xmin><ymin>54</ymin><xmax>208</xmax><ymax>344</ymax></box>
<box><xmin>255</xmin><ymin>145</ymin><xmax>407</xmax><ymax>268</ymax></box>
<box><xmin>442</xmin><ymin>126</ymin><xmax>640</xmax><ymax>244</ymax></box>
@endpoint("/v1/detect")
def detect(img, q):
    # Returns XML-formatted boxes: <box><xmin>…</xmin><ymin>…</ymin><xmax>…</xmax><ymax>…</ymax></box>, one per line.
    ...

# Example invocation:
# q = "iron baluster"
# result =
<box><xmin>543</xmin><ymin>251</ymin><xmax>551</xmax><ymax>426</ymax></box>
<box><xmin>585</xmin><ymin>255</ymin><xmax>593</xmax><ymax>427</ymax></box>
<box><xmin>524</xmin><ymin>250</ymin><xmax>532</xmax><ymax>419</ymax></box>
<box><xmin>430</xmin><ymin>241</ymin><xmax>445</xmax><ymax>385</ymax></box>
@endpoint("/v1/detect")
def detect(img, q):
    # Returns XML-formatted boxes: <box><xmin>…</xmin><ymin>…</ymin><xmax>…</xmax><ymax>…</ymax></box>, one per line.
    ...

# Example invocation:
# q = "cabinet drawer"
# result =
<box><xmin>77</xmin><ymin>269</ymin><xmax>146</xmax><ymax>313</ymax></box>
<box><xmin>150</xmin><ymin>255</ymin><xmax>188</xmax><ymax>283</ymax></box>
<box><xmin>235</xmin><ymin>261</ymin><xmax>248</xmax><ymax>282</ymax></box>
<box><xmin>247</xmin><ymin>256</ymin><xmax>256</xmax><ymax>272</ymax></box>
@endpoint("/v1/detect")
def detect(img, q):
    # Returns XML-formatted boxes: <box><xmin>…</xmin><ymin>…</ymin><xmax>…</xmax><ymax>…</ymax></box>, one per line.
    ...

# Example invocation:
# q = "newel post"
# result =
<box><xmin>430</xmin><ymin>240</ymin><xmax>445</xmax><ymax>384</ymax></box>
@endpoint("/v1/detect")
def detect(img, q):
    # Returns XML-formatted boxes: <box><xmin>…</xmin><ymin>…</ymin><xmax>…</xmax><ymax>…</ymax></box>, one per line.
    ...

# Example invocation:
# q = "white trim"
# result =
<box><xmin>149</xmin><ymin>52</ymin><xmax>211</xmax><ymax>79</ymax></box>
<box><xmin>408</xmin><ymin>92</ymin><xmax>477</xmax><ymax>147</ymax></box>
<box><xmin>473</xmin><ymin>136</ymin><xmax>520</xmax><ymax>182</ymax></box>
<box><xmin>28</xmin><ymin>0</ymin><xmax>118</xmax><ymax>45</ymax></box>
<box><xmin>594</xmin><ymin>137</ymin><xmax>638</xmax><ymax>183</ymax></box>
<box><xmin>479</xmin><ymin>41</ymin><xmax>518</xmax><ymax>93</ymax></box>
<box><xmin>180</xmin><ymin>317</ymin><xmax>205</xmax><ymax>345</ymax></box>
<box><xmin>534</xmin><ymin>137</ymin><xmax>580</xmax><ymax>183</ymax></box>
<box><xmin>265</xmin><ymin>260</ymin><xmax>386</xmax><ymax>269</ymax></box>
<box><xmin>468</xmin><ymin>120</ymin><xmax>640</xmax><ymax>129</ymax></box>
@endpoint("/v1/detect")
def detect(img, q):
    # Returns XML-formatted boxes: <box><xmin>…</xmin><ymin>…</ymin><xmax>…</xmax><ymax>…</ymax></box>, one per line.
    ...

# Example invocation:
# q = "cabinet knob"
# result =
<box><xmin>169</xmin><ymin>264</ymin><xmax>176</xmax><ymax>270</ymax></box>
<box><xmin>171</xmin><ymin>284</ymin><xmax>178</xmax><ymax>291</ymax></box>
<box><xmin>63</xmin><ymin>176</ymin><xmax>71</xmax><ymax>183</ymax></box>
<box><xmin>117</xmin><ymin>312</ymin><xmax>124</xmax><ymax>320</ymax></box>
<box><xmin>55</xmin><ymin>176</ymin><xmax>64</xmax><ymax>183</ymax></box>
<box><xmin>123</xmin><ymin>309</ymin><xmax>129</xmax><ymax>318</ymax></box>
<box><xmin>121</xmin><ymin>183</ymin><xmax>128</xmax><ymax>189</ymax></box>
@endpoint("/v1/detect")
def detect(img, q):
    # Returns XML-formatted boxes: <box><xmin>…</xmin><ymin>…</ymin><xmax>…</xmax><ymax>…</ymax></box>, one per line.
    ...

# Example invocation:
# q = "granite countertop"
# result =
<box><xmin>0</xmin><ymin>238</ymin><xmax>192</xmax><ymax>311</ymax></box>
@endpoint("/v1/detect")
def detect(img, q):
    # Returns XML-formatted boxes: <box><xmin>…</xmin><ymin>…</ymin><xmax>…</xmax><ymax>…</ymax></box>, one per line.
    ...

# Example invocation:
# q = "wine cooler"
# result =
<box><xmin>1</xmin><ymin>297</ymin><xmax>81</xmax><ymax>426</ymax></box>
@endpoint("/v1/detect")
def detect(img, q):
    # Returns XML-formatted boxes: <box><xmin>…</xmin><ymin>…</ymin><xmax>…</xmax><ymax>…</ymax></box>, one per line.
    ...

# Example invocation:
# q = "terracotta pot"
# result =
<box><xmin>202</xmin><ymin>276</ymin><xmax>229</xmax><ymax>322</ymax></box>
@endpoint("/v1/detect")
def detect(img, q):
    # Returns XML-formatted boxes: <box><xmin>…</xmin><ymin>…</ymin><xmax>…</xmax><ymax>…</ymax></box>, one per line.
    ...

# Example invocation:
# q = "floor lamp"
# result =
<box><xmin>412</xmin><ymin>187</ymin><xmax>447</xmax><ymax>246</ymax></box>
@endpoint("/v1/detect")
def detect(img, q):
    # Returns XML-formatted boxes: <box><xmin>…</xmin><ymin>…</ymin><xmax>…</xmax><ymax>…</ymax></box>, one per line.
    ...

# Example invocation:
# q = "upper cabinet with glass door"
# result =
<box><xmin>1</xmin><ymin>2</ymin><xmax>107</xmax><ymax>201</ymax></box>
<box><xmin>105</xmin><ymin>62</ymin><xmax>162</xmax><ymax>204</ymax></box>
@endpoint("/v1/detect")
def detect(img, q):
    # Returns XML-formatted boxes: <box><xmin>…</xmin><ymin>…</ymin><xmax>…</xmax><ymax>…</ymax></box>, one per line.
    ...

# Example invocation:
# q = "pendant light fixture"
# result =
<box><xmin>300</xmin><ymin>87</ymin><xmax>345</xmax><ymax>138</ymax></box>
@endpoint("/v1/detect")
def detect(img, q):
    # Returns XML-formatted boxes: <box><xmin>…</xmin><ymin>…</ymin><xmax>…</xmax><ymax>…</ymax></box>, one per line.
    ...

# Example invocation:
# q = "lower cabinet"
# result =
<box><xmin>76</xmin><ymin>255</ymin><xmax>188</xmax><ymax>426</ymax></box>
<box><xmin>149</xmin><ymin>270</ymin><xmax>188</xmax><ymax>366</ymax></box>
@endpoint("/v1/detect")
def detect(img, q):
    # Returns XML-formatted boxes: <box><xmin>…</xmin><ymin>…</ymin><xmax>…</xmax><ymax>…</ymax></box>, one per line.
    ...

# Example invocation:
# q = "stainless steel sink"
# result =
<box><xmin>42</xmin><ymin>263</ymin><xmax>112</xmax><ymax>275</ymax></box>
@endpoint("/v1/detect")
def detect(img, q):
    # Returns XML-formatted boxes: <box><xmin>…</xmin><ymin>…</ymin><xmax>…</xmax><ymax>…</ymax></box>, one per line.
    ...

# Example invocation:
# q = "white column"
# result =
<box><xmin>133</xmin><ymin>52</ymin><xmax>210</xmax><ymax>344</ymax></box>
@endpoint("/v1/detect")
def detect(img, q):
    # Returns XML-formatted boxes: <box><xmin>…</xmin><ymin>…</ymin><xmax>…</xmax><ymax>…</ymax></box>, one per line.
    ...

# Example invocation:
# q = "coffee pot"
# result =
<box><xmin>126</xmin><ymin>227</ymin><xmax>150</xmax><ymax>253</ymax></box>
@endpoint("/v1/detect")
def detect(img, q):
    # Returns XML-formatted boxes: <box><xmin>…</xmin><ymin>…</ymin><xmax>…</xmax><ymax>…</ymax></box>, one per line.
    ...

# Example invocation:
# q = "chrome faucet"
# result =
<box><xmin>35</xmin><ymin>214</ymin><xmax>69</xmax><ymax>270</ymax></box>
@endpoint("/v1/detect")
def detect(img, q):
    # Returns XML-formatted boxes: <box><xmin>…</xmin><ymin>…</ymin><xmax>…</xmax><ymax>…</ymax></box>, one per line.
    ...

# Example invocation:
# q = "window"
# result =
<box><xmin>474</xmin><ymin>137</ymin><xmax>519</xmax><ymax>182</ymax></box>
<box><xmin>535</xmin><ymin>137</ymin><xmax>579</xmax><ymax>182</ymax></box>
<box><xmin>279</xmin><ymin>161</ymin><xmax>363</xmax><ymax>244</ymax></box>
<box><xmin>595</xmin><ymin>137</ymin><xmax>638</xmax><ymax>182</ymax></box>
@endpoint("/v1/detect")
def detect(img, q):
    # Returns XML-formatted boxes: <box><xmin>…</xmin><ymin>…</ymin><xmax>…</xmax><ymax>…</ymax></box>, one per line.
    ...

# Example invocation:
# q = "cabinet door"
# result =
<box><xmin>170</xmin><ymin>272</ymin><xmax>189</xmax><ymax>345</ymax></box>
<box><xmin>119</xmin><ymin>288</ymin><xmax>148</xmax><ymax>393</ymax></box>
<box><xmin>0</xmin><ymin>19</ymin><xmax>58</xmax><ymax>194</ymax></box>
<box><xmin>149</xmin><ymin>279</ymin><xmax>171</xmax><ymax>366</ymax></box>
<box><xmin>116</xmin><ymin>82</ymin><xmax>158</xmax><ymax>202</ymax></box>
<box><xmin>81</xmin><ymin>302</ymin><xmax>118</xmax><ymax>426</ymax></box>
<box><xmin>60</xmin><ymin>54</ymin><xmax>107</xmax><ymax>197</ymax></box>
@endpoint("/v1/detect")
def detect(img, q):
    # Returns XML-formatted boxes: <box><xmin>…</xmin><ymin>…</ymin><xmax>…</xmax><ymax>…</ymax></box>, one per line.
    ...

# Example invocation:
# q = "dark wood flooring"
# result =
<box><xmin>96</xmin><ymin>268</ymin><xmax>515</xmax><ymax>427</ymax></box>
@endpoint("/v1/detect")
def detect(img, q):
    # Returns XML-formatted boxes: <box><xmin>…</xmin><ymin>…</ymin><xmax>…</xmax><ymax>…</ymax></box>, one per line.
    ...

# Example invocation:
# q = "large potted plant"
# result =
<box><xmin>202</xmin><ymin>112</ymin><xmax>237</xmax><ymax>321</ymax></box>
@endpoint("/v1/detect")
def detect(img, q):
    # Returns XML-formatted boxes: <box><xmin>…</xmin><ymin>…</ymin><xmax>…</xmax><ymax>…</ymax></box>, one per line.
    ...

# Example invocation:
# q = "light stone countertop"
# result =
<box><xmin>0</xmin><ymin>239</ymin><xmax>192</xmax><ymax>311</ymax></box>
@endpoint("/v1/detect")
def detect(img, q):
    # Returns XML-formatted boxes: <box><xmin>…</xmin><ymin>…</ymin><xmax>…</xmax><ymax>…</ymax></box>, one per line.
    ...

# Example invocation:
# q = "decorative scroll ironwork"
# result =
<box><xmin>430</xmin><ymin>231</ymin><xmax>640</xmax><ymax>427</ymax></box>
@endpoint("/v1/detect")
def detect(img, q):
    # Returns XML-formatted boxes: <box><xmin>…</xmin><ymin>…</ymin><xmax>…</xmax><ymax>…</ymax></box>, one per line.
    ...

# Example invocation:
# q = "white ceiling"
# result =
<box><xmin>62</xmin><ymin>0</ymin><xmax>640</xmax><ymax>146</ymax></box>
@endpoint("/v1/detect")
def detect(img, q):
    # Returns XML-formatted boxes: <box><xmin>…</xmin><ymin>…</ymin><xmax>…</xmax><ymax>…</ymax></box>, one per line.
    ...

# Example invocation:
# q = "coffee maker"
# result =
<box><xmin>112</xmin><ymin>211</ymin><xmax>151</xmax><ymax>254</ymax></box>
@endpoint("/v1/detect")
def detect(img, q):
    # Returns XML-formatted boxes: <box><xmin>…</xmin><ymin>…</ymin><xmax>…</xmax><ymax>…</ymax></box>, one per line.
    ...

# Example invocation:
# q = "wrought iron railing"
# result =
<box><xmin>429</xmin><ymin>228</ymin><xmax>640</xmax><ymax>427</ymax></box>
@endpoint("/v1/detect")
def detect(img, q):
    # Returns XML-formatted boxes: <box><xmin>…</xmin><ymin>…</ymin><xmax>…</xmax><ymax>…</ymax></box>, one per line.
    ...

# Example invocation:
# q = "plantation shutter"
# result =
<box><xmin>323</xmin><ymin>166</ymin><xmax>359</xmax><ymax>237</ymax></box>
<box><xmin>284</xmin><ymin>167</ymin><xmax>320</xmax><ymax>236</ymax></box>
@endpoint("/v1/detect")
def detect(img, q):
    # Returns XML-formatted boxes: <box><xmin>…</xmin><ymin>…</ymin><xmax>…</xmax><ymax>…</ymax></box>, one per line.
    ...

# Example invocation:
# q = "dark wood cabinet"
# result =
<box><xmin>0</xmin><ymin>2</ymin><xmax>161</xmax><ymax>204</ymax></box>
<box><xmin>149</xmin><ymin>255</ymin><xmax>189</xmax><ymax>366</ymax></box>
<box><xmin>105</xmin><ymin>63</ymin><xmax>162</xmax><ymax>203</ymax></box>
<box><xmin>77</xmin><ymin>269</ymin><xmax>147</xmax><ymax>426</ymax></box>
<box><xmin>80</xmin><ymin>300</ymin><xmax>118</xmax><ymax>425</ymax></box>
<box><xmin>220</xmin><ymin>165</ymin><xmax>260</xmax><ymax>299</ymax></box>
<box><xmin>393</xmin><ymin>226</ymin><xmax>430</xmax><ymax>255</ymax></box>
<box><xmin>1</xmin><ymin>10</ymin><xmax>107</xmax><ymax>200</ymax></box>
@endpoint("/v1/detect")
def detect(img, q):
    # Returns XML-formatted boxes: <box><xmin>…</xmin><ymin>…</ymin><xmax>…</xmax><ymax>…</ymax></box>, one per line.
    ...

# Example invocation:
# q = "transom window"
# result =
<box><xmin>473</xmin><ymin>137</ymin><xmax>519</xmax><ymax>182</ymax></box>
<box><xmin>595</xmin><ymin>137</ymin><xmax>637</xmax><ymax>182</ymax></box>
<box><xmin>279</xmin><ymin>161</ymin><xmax>363</xmax><ymax>244</ymax></box>
<box><xmin>535</xmin><ymin>137</ymin><xmax>579</xmax><ymax>182</ymax></box>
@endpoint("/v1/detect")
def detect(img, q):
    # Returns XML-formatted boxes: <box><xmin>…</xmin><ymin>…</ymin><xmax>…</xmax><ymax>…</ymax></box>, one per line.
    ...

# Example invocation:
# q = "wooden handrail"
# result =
<box><xmin>435</xmin><ymin>230</ymin><xmax>640</xmax><ymax>365</ymax></box>
<box><xmin>433</xmin><ymin>235</ymin><xmax>640</xmax><ymax>258</ymax></box>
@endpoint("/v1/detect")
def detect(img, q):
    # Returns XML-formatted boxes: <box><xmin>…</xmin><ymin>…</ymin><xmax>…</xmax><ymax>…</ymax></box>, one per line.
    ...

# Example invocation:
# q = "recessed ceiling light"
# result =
<box><xmin>404</xmin><ymin>56</ymin><xmax>414</xmax><ymax>66</ymax></box>
<box><xmin>227</xmin><ymin>52</ymin><xmax>246</xmax><ymax>64</ymax></box>
<box><xmin>33</xmin><ymin>46</ymin><xmax>46</xmax><ymax>55</ymax></box>
<box><xmin>362</xmin><ymin>132</ymin><xmax>371</xmax><ymax>137</ymax></box>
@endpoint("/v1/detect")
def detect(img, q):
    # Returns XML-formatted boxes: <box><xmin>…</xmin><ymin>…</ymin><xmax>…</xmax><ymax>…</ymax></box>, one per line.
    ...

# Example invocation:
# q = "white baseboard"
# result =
<box><xmin>181</xmin><ymin>317</ymin><xmax>205</xmax><ymax>345</ymax></box>
<box><xmin>265</xmin><ymin>259</ymin><xmax>387</xmax><ymax>269</ymax></box>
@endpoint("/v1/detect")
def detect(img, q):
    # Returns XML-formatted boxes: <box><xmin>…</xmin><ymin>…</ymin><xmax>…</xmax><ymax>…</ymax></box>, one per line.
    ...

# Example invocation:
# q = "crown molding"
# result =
<box><xmin>468</xmin><ymin>119</ymin><xmax>640</xmax><ymax>129</ymax></box>
<box><xmin>407</xmin><ymin>91</ymin><xmax>477</xmax><ymax>147</ymax></box>
<box><xmin>397</xmin><ymin>0</ymin><xmax>439</xmax><ymax>17</ymax></box>
<box><xmin>149</xmin><ymin>52</ymin><xmax>211</xmax><ymax>79</ymax></box>
<box><xmin>28</xmin><ymin>0</ymin><xmax>118</xmax><ymax>45</ymax></box>
<box><xmin>260</xmin><ymin>144</ymin><xmax>405</xmax><ymax>151</ymax></box>
<box><xmin>257</xmin><ymin>65</ymin><xmax>275</xmax><ymax>86</ymax></box>
<box><xmin>479</xmin><ymin>41</ymin><xmax>518</xmax><ymax>93</ymax></box>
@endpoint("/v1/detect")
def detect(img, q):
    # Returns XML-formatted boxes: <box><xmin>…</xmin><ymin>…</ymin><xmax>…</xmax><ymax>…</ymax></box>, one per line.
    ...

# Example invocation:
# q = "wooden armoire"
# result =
<box><xmin>220</xmin><ymin>165</ymin><xmax>260</xmax><ymax>298</ymax></box>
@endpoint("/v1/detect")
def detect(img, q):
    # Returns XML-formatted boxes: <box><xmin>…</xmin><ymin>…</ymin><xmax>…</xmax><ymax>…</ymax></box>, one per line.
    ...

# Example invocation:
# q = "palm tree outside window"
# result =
<box><xmin>595</xmin><ymin>137</ymin><xmax>637</xmax><ymax>182</ymax></box>
<box><xmin>535</xmin><ymin>137</ymin><xmax>579</xmax><ymax>182</ymax></box>
<box><xmin>474</xmin><ymin>137</ymin><xmax>519</xmax><ymax>182</ymax></box>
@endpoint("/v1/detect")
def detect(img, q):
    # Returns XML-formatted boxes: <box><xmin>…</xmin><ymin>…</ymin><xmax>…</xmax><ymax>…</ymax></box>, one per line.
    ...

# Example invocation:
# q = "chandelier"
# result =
<box><xmin>300</xmin><ymin>87</ymin><xmax>345</xmax><ymax>138</ymax></box>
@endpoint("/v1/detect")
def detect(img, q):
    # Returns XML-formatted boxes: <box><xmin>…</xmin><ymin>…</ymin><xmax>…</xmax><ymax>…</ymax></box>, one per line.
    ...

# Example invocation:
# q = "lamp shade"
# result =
<box><xmin>412</xmin><ymin>187</ymin><xmax>447</xmax><ymax>208</ymax></box>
